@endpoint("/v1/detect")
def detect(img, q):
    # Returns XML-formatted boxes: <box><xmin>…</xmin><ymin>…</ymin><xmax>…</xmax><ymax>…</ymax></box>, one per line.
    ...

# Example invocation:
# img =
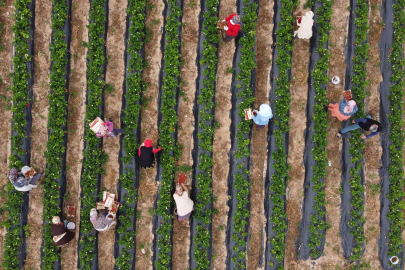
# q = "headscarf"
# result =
<box><xmin>343</xmin><ymin>100</ymin><xmax>356</xmax><ymax>114</ymax></box>
<box><xmin>175</xmin><ymin>184</ymin><xmax>183</xmax><ymax>196</ymax></box>
<box><xmin>305</xmin><ymin>11</ymin><xmax>314</xmax><ymax>18</ymax></box>
<box><xmin>90</xmin><ymin>208</ymin><xmax>98</xmax><ymax>224</ymax></box>
<box><xmin>231</xmin><ymin>15</ymin><xmax>241</xmax><ymax>25</ymax></box>
<box><xmin>144</xmin><ymin>139</ymin><xmax>153</xmax><ymax>148</ymax></box>
<box><xmin>9</xmin><ymin>167</ymin><xmax>18</xmax><ymax>184</ymax></box>
<box><xmin>258</xmin><ymin>104</ymin><xmax>272</xmax><ymax>118</ymax></box>
<box><xmin>52</xmin><ymin>216</ymin><xmax>61</xmax><ymax>224</ymax></box>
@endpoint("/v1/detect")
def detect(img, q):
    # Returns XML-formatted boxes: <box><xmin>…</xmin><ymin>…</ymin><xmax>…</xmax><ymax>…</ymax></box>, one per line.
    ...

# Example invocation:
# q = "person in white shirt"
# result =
<box><xmin>173</xmin><ymin>183</ymin><xmax>194</xmax><ymax>221</ymax></box>
<box><xmin>294</xmin><ymin>11</ymin><xmax>314</xmax><ymax>39</ymax></box>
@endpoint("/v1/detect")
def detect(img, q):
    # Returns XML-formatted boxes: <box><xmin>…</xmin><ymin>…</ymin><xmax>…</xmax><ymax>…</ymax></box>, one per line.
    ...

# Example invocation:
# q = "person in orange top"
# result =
<box><xmin>222</xmin><ymin>14</ymin><xmax>242</xmax><ymax>42</ymax></box>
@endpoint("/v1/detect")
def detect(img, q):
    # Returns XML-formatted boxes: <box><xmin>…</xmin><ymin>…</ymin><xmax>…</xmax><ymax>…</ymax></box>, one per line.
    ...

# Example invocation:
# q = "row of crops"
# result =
<box><xmin>2</xmin><ymin>0</ymin><xmax>405</xmax><ymax>268</ymax></box>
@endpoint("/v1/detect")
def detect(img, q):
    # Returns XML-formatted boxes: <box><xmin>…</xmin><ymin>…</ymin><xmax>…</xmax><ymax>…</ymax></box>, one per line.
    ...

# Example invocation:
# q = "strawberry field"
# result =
<box><xmin>0</xmin><ymin>0</ymin><xmax>404</xmax><ymax>269</ymax></box>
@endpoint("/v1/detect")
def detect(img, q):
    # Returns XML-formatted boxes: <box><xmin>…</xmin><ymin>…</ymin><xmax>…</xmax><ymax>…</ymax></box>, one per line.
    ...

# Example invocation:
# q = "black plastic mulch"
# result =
<box><xmin>151</xmin><ymin>0</ymin><xmax>183</xmax><ymax>268</ymax></box>
<box><xmin>297</xmin><ymin>2</ymin><xmax>327</xmax><ymax>260</ymax></box>
<box><xmin>224</xmin><ymin>0</ymin><xmax>258</xmax><ymax>268</ymax></box>
<box><xmin>113</xmin><ymin>8</ymin><xmax>143</xmax><ymax>269</ymax></box>
<box><xmin>378</xmin><ymin>0</ymin><xmax>404</xmax><ymax>268</ymax></box>
<box><xmin>10</xmin><ymin>0</ymin><xmax>36</xmax><ymax>267</ymax></box>
<box><xmin>40</xmin><ymin>0</ymin><xmax>72</xmax><ymax>269</ymax></box>
<box><xmin>77</xmin><ymin>0</ymin><xmax>108</xmax><ymax>268</ymax></box>
<box><xmin>263</xmin><ymin>0</ymin><xmax>290</xmax><ymax>268</ymax></box>
<box><xmin>339</xmin><ymin>0</ymin><xmax>366</xmax><ymax>260</ymax></box>
<box><xmin>188</xmin><ymin>0</ymin><xmax>218</xmax><ymax>267</ymax></box>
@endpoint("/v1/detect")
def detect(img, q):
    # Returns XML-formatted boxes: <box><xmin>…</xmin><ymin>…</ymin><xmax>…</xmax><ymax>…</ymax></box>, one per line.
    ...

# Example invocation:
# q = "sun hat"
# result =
<box><xmin>305</xmin><ymin>11</ymin><xmax>314</xmax><ymax>18</ymax></box>
<box><xmin>258</xmin><ymin>104</ymin><xmax>272</xmax><ymax>118</ymax></box>
<box><xmin>67</xmin><ymin>222</ymin><xmax>75</xmax><ymax>230</ymax></box>
<box><xmin>52</xmin><ymin>216</ymin><xmax>61</xmax><ymax>224</ymax></box>
<box><xmin>370</xmin><ymin>125</ymin><xmax>378</xmax><ymax>133</ymax></box>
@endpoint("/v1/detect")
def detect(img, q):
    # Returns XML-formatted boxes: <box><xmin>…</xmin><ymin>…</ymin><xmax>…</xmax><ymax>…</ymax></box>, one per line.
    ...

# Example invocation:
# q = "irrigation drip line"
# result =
<box><xmin>378</xmin><ymin>0</ymin><xmax>404</xmax><ymax>268</ymax></box>
<box><xmin>77</xmin><ymin>0</ymin><xmax>109</xmax><ymax>268</ymax></box>
<box><xmin>339</xmin><ymin>0</ymin><xmax>367</xmax><ymax>260</ymax></box>
<box><xmin>40</xmin><ymin>0</ymin><xmax>72</xmax><ymax>268</ymax></box>
<box><xmin>224</xmin><ymin>0</ymin><xmax>258</xmax><ymax>268</ymax></box>
<box><xmin>152</xmin><ymin>0</ymin><xmax>183</xmax><ymax>268</ymax></box>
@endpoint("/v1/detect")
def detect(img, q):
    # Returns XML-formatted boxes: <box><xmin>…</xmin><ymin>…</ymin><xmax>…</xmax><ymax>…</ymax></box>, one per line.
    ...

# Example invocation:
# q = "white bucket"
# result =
<box><xmin>389</xmin><ymin>256</ymin><xmax>399</xmax><ymax>265</ymax></box>
<box><xmin>67</xmin><ymin>222</ymin><xmax>75</xmax><ymax>230</ymax></box>
<box><xmin>331</xmin><ymin>76</ymin><xmax>340</xmax><ymax>84</ymax></box>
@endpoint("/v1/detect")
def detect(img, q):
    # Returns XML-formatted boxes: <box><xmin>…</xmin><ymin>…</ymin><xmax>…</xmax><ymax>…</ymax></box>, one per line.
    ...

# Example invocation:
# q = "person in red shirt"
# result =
<box><xmin>222</xmin><ymin>14</ymin><xmax>242</xmax><ymax>42</ymax></box>
<box><xmin>138</xmin><ymin>139</ymin><xmax>162</xmax><ymax>168</ymax></box>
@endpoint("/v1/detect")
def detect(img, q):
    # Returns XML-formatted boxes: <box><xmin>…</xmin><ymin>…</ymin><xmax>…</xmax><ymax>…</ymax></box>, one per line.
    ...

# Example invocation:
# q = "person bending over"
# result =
<box><xmin>138</xmin><ymin>139</ymin><xmax>161</xmax><ymax>169</ymax></box>
<box><xmin>336</xmin><ymin>116</ymin><xmax>382</xmax><ymax>139</ymax></box>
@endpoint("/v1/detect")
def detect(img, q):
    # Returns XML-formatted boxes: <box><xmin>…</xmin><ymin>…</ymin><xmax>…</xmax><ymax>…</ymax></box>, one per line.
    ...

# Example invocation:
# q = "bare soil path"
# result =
<box><xmin>134</xmin><ymin>0</ymin><xmax>164</xmax><ymax>267</ymax></box>
<box><xmin>171</xmin><ymin>0</ymin><xmax>199</xmax><ymax>268</ymax></box>
<box><xmin>61</xmin><ymin>0</ymin><xmax>89</xmax><ymax>267</ymax></box>
<box><xmin>0</xmin><ymin>1</ymin><xmax>15</xmax><ymax>266</ymax></box>
<box><xmin>361</xmin><ymin>0</ymin><xmax>383</xmax><ymax>267</ymax></box>
<box><xmin>299</xmin><ymin>0</ymin><xmax>350</xmax><ymax>267</ymax></box>
<box><xmin>24</xmin><ymin>0</ymin><xmax>51</xmax><ymax>268</ymax></box>
<box><xmin>246</xmin><ymin>0</ymin><xmax>273</xmax><ymax>268</ymax></box>
<box><xmin>211</xmin><ymin>0</ymin><xmax>236</xmax><ymax>268</ymax></box>
<box><xmin>97</xmin><ymin>0</ymin><xmax>127</xmax><ymax>268</ymax></box>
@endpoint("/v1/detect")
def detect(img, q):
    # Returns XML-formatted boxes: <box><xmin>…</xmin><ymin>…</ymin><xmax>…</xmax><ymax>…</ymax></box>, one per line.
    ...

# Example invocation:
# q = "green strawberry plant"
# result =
<box><xmin>304</xmin><ymin>0</ymin><xmax>333</xmax><ymax>259</ymax></box>
<box><xmin>155</xmin><ymin>0</ymin><xmax>183</xmax><ymax>268</ymax></box>
<box><xmin>229</xmin><ymin>0</ymin><xmax>258</xmax><ymax>268</ymax></box>
<box><xmin>4</xmin><ymin>0</ymin><xmax>34</xmax><ymax>268</ymax></box>
<box><xmin>41</xmin><ymin>0</ymin><xmax>71</xmax><ymax>268</ymax></box>
<box><xmin>386</xmin><ymin>0</ymin><xmax>405</xmax><ymax>262</ymax></box>
<box><xmin>78</xmin><ymin>0</ymin><xmax>109</xmax><ymax>268</ymax></box>
<box><xmin>114</xmin><ymin>0</ymin><xmax>150</xmax><ymax>267</ymax></box>
<box><xmin>192</xmin><ymin>0</ymin><xmax>220</xmax><ymax>268</ymax></box>
<box><xmin>267</xmin><ymin>0</ymin><xmax>296</xmax><ymax>266</ymax></box>
<box><xmin>344</xmin><ymin>0</ymin><xmax>369</xmax><ymax>261</ymax></box>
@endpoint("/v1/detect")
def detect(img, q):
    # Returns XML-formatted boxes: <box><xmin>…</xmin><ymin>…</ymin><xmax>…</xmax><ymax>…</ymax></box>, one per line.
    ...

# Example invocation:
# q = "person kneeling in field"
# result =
<box><xmin>336</xmin><ymin>115</ymin><xmax>382</xmax><ymax>139</ymax></box>
<box><xmin>138</xmin><ymin>139</ymin><xmax>161</xmax><ymax>169</ymax></box>
<box><xmin>294</xmin><ymin>11</ymin><xmax>314</xmax><ymax>39</ymax></box>
<box><xmin>96</xmin><ymin>118</ymin><xmax>125</xmax><ymax>139</ymax></box>
<box><xmin>173</xmin><ymin>176</ymin><xmax>194</xmax><ymax>221</ymax></box>
<box><xmin>252</xmin><ymin>104</ymin><xmax>273</xmax><ymax>129</ymax></box>
<box><xmin>90</xmin><ymin>208</ymin><xmax>115</xmax><ymax>232</ymax></box>
<box><xmin>51</xmin><ymin>216</ymin><xmax>74</xmax><ymax>247</ymax></box>
<box><xmin>8</xmin><ymin>166</ymin><xmax>43</xmax><ymax>192</ymax></box>
<box><xmin>221</xmin><ymin>14</ymin><xmax>242</xmax><ymax>42</ymax></box>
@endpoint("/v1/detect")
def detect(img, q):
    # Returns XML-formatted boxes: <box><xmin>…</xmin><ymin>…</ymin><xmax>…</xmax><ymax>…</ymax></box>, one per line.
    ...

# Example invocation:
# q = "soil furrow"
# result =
<box><xmin>246</xmin><ymin>0</ymin><xmax>273</xmax><ymax>267</ymax></box>
<box><xmin>171</xmin><ymin>0</ymin><xmax>199</xmax><ymax>268</ymax></box>
<box><xmin>285</xmin><ymin>0</ymin><xmax>311</xmax><ymax>264</ymax></box>
<box><xmin>0</xmin><ymin>1</ymin><xmax>15</xmax><ymax>266</ymax></box>
<box><xmin>361</xmin><ymin>0</ymin><xmax>383</xmax><ymax>267</ymax></box>
<box><xmin>211</xmin><ymin>0</ymin><xmax>237</xmax><ymax>268</ymax></box>
<box><xmin>133</xmin><ymin>0</ymin><xmax>163</xmax><ymax>267</ymax></box>
<box><xmin>24</xmin><ymin>0</ymin><xmax>51</xmax><ymax>268</ymax></box>
<box><xmin>96</xmin><ymin>0</ymin><xmax>127</xmax><ymax>268</ymax></box>
<box><xmin>60</xmin><ymin>0</ymin><xmax>89</xmax><ymax>267</ymax></box>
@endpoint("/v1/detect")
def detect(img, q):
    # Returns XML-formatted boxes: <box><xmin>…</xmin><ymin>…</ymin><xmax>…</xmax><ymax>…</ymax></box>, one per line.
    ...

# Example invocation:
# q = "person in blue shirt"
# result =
<box><xmin>252</xmin><ymin>104</ymin><xmax>273</xmax><ymax>129</ymax></box>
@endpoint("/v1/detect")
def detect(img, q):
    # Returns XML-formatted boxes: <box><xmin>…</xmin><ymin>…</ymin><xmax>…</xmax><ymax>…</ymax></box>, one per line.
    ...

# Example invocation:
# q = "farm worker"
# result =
<box><xmin>8</xmin><ymin>166</ymin><xmax>43</xmax><ymax>192</ymax></box>
<box><xmin>252</xmin><ymin>104</ymin><xmax>273</xmax><ymax>129</ymax></box>
<box><xmin>326</xmin><ymin>98</ymin><xmax>358</xmax><ymax>121</ymax></box>
<box><xmin>336</xmin><ymin>115</ymin><xmax>382</xmax><ymax>139</ymax></box>
<box><xmin>96</xmin><ymin>118</ymin><xmax>125</xmax><ymax>139</ymax></box>
<box><xmin>294</xmin><ymin>11</ymin><xmax>314</xmax><ymax>39</ymax></box>
<box><xmin>90</xmin><ymin>208</ymin><xmax>116</xmax><ymax>232</ymax></box>
<box><xmin>51</xmin><ymin>216</ymin><xmax>75</xmax><ymax>247</ymax></box>
<box><xmin>173</xmin><ymin>181</ymin><xmax>194</xmax><ymax>221</ymax></box>
<box><xmin>222</xmin><ymin>14</ymin><xmax>242</xmax><ymax>42</ymax></box>
<box><xmin>138</xmin><ymin>139</ymin><xmax>162</xmax><ymax>169</ymax></box>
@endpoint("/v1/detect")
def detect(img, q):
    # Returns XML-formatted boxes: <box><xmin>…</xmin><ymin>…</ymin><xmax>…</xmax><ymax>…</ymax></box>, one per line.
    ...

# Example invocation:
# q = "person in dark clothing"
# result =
<box><xmin>51</xmin><ymin>216</ymin><xmax>74</xmax><ymax>247</ymax></box>
<box><xmin>336</xmin><ymin>115</ymin><xmax>382</xmax><ymax>139</ymax></box>
<box><xmin>138</xmin><ymin>139</ymin><xmax>162</xmax><ymax>168</ymax></box>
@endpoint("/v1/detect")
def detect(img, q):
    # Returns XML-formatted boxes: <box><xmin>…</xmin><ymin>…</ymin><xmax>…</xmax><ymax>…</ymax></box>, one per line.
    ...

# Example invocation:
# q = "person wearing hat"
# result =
<box><xmin>89</xmin><ymin>208</ymin><xmax>115</xmax><ymax>232</ymax></box>
<box><xmin>8</xmin><ymin>166</ymin><xmax>43</xmax><ymax>192</ymax></box>
<box><xmin>51</xmin><ymin>216</ymin><xmax>75</xmax><ymax>247</ymax></box>
<box><xmin>294</xmin><ymin>11</ymin><xmax>314</xmax><ymax>39</ymax></box>
<box><xmin>252</xmin><ymin>104</ymin><xmax>273</xmax><ymax>129</ymax></box>
<box><xmin>221</xmin><ymin>14</ymin><xmax>242</xmax><ymax>42</ymax></box>
<box><xmin>138</xmin><ymin>139</ymin><xmax>162</xmax><ymax>168</ymax></box>
<box><xmin>96</xmin><ymin>118</ymin><xmax>125</xmax><ymax>139</ymax></box>
<box><xmin>336</xmin><ymin>116</ymin><xmax>382</xmax><ymax>139</ymax></box>
<box><xmin>173</xmin><ymin>182</ymin><xmax>194</xmax><ymax>221</ymax></box>
<box><xmin>326</xmin><ymin>91</ymin><xmax>358</xmax><ymax>121</ymax></box>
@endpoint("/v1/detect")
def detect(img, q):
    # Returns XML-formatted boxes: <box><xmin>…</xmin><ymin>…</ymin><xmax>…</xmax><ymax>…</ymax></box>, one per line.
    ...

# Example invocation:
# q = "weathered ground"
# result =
<box><xmin>61</xmin><ymin>0</ymin><xmax>89</xmax><ymax>267</ymax></box>
<box><xmin>23</xmin><ymin>0</ymin><xmax>51</xmax><ymax>268</ymax></box>
<box><xmin>246</xmin><ymin>0</ymin><xmax>273</xmax><ymax>268</ymax></box>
